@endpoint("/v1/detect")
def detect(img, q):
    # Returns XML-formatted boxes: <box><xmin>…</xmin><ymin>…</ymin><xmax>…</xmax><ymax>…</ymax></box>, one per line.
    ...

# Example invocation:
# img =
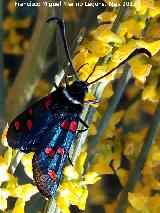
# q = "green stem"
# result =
<box><xmin>44</xmin><ymin>197</ymin><xmax>57</xmax><ymax>213</ymax></box>
<box><xmin>116</xmin><ymin>103</ymin><xmax>160</xmax><ymax>213</ymax></box>
<box><xmin>111</xmin><ymin>0</ymin><xmax>129</xmax><ymax>33</ymax></box>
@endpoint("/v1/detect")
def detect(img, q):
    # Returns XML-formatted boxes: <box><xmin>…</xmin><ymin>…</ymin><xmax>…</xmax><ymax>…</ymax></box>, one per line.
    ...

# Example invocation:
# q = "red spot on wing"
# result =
<box><xmin>69</xmin><ymin>121</ymin><xmax>78</xmax><ymax>132</ymax></box>
<box><xmin>28</xmin><ymin>108</ymin><xmax>33</xmax><ymax>115</ymax></box>
<box><xmin>15</xmin><ymin>121</ymin><xmax>20</xmax><ymax>130</ymax></box>
<box><xmin>45</xmin><ymin>147</ymin><xmax>55</xmax><ymax>158</ymax></box>
<box><xmin>48</xmin><ymin>169</ymin><xmax>57</xmax><ymax>180</ymax></box>
<box><xmin>61</xmin><ymin>121</ymin><xmax>70</xmax><ymax>130</ymax></box>
<box><xmin>44</xmin><ymin>99</ymin><xmax>52</xmax><ymax>109</ymax></box>
<box><xmin>57</xmin><ymin>147</ymin><xmax>65</xmax><ymax>155</ymax></box>
<box><xmin>27</xmin><ymin>119</ymin><xmax>32</xmax><ymax>130</ymax></box>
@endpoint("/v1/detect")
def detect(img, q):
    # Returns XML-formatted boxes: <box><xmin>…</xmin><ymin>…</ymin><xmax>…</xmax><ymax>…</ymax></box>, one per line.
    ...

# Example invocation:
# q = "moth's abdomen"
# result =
<box><xmin>32</xmin><ymin>118</ymin><xmax>79</xmax><ymax>198</ymax></box>
<box><xmin>33</xmin><ymin>146</ymin><xmax>67</xmax><ymax>198</ymax></box>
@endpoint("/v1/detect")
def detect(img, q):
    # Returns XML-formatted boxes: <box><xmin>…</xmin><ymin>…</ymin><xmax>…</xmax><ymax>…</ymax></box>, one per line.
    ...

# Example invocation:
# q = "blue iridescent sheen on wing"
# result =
<box><xmin>32</xmin><ymin>113</ymin><xmax>79</xmax><ymax>198</ymax></box>
<box><xmin>7</xmin><ymin>92</ymin><xmax>57</xmax><ymax>153</ymax></box>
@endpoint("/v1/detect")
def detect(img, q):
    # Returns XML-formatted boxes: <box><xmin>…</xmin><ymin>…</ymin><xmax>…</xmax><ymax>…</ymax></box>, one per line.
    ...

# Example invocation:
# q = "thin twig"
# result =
<box><xmin>116</xmin><ymin>103</ymin><xmax>160</xmax><ymax>213</ymax></box>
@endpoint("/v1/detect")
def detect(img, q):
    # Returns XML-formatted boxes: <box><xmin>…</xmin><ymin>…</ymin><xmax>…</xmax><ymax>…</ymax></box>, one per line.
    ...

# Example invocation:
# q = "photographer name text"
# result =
<box><xmin>15</xmin><ymin>1</ymin><xmax>136</xmax><ymax>8</ymax></box>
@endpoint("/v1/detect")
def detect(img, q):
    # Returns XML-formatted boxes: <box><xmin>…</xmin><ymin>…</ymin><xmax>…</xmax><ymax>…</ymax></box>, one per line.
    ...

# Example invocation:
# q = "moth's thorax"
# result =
<box><xmin>64</xmin><ymin>81</ymin><xmax>88</xmax><ymax>104</ymax></box>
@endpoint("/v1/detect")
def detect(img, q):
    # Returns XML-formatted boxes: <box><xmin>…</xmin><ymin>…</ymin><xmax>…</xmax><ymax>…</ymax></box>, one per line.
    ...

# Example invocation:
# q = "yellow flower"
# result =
<box><xmin>112</xmin><ymin>44</ymin><xmax>137</xmax><ymax>63</ymax></box>
<box><xmin>87</xmin><ymin>65</ymin><xmax>115</xmax><ymax>84</ymax></box>
<box><xmin>120</xmin><ymin>18</ymin><xmax>145</xmax><ymax>39</ymax></box>
<box><xmin>85</xmin><ymin>40</ymin><xmax>112</xmax><ymax>57</ymax></box>
<box><xmin>148</xmin><ymin>195</ymin><xmax>160</xmax><ymax>213</ymax></box>
<box><xmin>146</xmin><ymin>22</ymin><xmax>160</xmax><ymax>39</ymax></box>
<box><xmin>5</xmin><ymin>183</ymin><xmax>38</xmax><ymax>201</ymax></box>
<box><xmin>1</xmin><ymin>124</ymin><xmax>9</xmax><ymax>147</ymax></box>
<box><xmin>116</xmin><ymin>168</ymin><xmax>129</xmax><ymax>187</ymax></box>
<box><xmin>20</xmin><ymin>184</ymin><xmax>38</xmax><ymax>201</ymax></box>
<box><xmin>3</xmin><ymin>17</ymin><xmax>31</xmax><ymax>31</ymax></box>
<box><xmin>12</xmin><ymin>198</ymin><xmax>25</xmax><ymax>213</ymax></box>
<box><xmin>3</xmin><ymin>15</ymin><xmax>31</xmax><ymax>55</ymax></box>
<box><xmin>97</xmin><ymin>11</ymin><xmax>116</xmax><ymax>23</ymax></box>
<box><xmin>91</xmin><ymin>137</ymin><xmax>122</xmax><ymax>174</ymax></box>
<box><xmin>129</xmin><ymin>57</ymin><xmax>152</xmax><ymax>83</ymax></box>
<box><xmin>82</xmin><ymin>172</ymin><xmax>101</xmax><ymax>185</ymax></box>
<box><xmin>85</xmin><ymin>92</ymin><xmax>98</xmax><ymax>107</ymax></box>
<box><xmin>134</xmin><ymin>0</ymin><xmax>153</xmax><ymax>15</ymax></box>
<box><xmin>0</xmin><ymin>189</ymin><xmax>8</xmax><ymax>211</ymax></box>
<box><xmin>0</xmin><ymin>148</ymin><xmax>13</xmax><ymax>183</ymax></box>
<box><xmin>128</xmin><ymin>192</ymin><xmax>149</xmax><ymax>211</ymax></box>
<box><xmin>57</xmin><ymin>196</ymin><xmax>71</xmax><ymax>213</ymax></box>
<box><xmin>124</xmin><ymin>128</ymin><xmax>148</xmax><ymax>160</ymax></box>
<box><xmin>123</xmin><ymin>101</ymin><xmax>141</xmax><ymax>125</ymax></box>
<box><xmin>142</xmin><ymin>76</ymin><xmax>160</xmax><ymax>102</ymax></box>
<box><xmin>135</xmin><ymin>40</ymin><xmax>160</xmax><ymax>56</ymax></box>
<box><xmin>63</xmin><ymin>166</ymin><xmax>79</xmax><ymax>179</ymax></box>
<box><xmin>91</xmin><ymin>25</ymin><xmax>124</xmax><ymax>44</ymax></box>
<box><xmin>148</xmin><ymin>7</ymin><xmax>160</xmax><ymax>17</ymax></box>
<box><xmin>144</xmin><ymin>144</ymin><xmax>160</xmax><ymax>171</ymax></box>
<box><xmin>143</xmin><ymin>175</ymin><xmax>160</xmax><ymax>191</ymax></box>
<box><xmin>8</xmin><ymin>0</ymin><xmax>16</xmax><ymax>14</ymax></box>
<box><xmin>104</xmin><ymin>111</ymin><xmax>124</xmax><ymax>138</ymax></box>
<box><xmin>21</xmin><ymin>153</ymin><xmax>34</xmax><ymax>179</ymax></box>
<box><xmin>58</xmin><ymin>152</ymin><xmax>100</xmax><ymax>213</ymax></box>
<box><xmin>75</xmin><ymin>152</ymin><xmax>87</xmax><ymax>175</ymax></box>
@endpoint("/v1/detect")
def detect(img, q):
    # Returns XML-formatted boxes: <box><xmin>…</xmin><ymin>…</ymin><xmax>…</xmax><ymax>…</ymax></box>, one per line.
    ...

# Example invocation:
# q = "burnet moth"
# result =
<box><xmin>7</xmin><ymin>17</ymin><xmax>151</xmax><ymax>198</ymax></box>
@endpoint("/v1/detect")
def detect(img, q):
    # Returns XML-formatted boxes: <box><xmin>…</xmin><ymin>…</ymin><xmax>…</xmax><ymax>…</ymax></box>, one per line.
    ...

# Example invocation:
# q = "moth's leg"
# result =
<box><xmin>65</xmin><ymin>75</ymin><xmax>69</xmax><ymax>86</ymax></box>
<box><xmin>76</xmin><ymin>118</ymin><xmax>89</xmax><ymax>138</ymax></box>
<box><xmin>77</xmin><ymin>129</ymin><xmax>88</xmax><ymax>133</ymax></box>
<box><xmin>52</xmin><ymin>81</ymin><xmax>58</xmax><ymax>89</ymax></box>
<box><xmin>76</xmin><ymin>128</ymin><xmax>88</xmax><ymax>138</ymax></box>
<box><xmin>84</xmin><ymin>99</ymin><xmax>99</xmax><ymax>105</ymax></box>
<box><xmin>79</xmin><ymin>117</ymin><xmax>89</xmax><ymax>129</ymax></box>
<box><xmin>65</xmin><ymin>75</ymin><xmax>74</xmax><ymax>86</ymax></box>
<box><xmin>68</xmin><ymin>153</ymin><xmax>74</xmax><ymax>167</ymax></box>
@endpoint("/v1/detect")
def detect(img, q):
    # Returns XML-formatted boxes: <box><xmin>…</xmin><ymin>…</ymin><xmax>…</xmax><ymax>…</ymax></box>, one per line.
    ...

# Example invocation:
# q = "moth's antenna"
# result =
<box><xmin>86</xmin><ymin>48</ymin><xmax>151</xmax><ymax>86</ymax></box>
<box><xmin>47</xmin><ymin>17</ymin><xmax>79</xmax><ymax>81</ymax></box>
<box><xmin>84</xmin><ymin>64</ymin><xmax>96</xmax><ymax>83</ymax></box>
<box><xmin>76</xmin><ymin>63</ymin><xmax>89</xmax><ymax>73</ymax></box>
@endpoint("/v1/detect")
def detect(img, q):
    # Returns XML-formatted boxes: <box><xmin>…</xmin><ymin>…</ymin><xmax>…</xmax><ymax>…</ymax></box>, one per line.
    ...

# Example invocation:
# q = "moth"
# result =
<box><xmin>7</xmin><ymin>18</ymin><xmax>151</xmax><ymax>198</ymax></box>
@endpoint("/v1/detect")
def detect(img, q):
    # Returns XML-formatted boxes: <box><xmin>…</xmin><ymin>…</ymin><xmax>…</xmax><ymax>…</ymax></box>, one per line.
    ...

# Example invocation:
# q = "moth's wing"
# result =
<box><xmin>32</xmin><ymin>116</ymin><xmax>79</xmax><ymax>198</ymax></box>
<box><xmin>7</xmin><ymin>91</ymin><xmax>61</xmax><ymax>153</ymax></box>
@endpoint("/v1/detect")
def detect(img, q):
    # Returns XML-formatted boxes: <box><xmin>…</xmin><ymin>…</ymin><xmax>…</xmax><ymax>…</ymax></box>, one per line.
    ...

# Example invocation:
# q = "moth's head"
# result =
<box><xmin>66</xmin><ymin>81</ymin><xmax>88</xmax><ymax>103</ymax></box>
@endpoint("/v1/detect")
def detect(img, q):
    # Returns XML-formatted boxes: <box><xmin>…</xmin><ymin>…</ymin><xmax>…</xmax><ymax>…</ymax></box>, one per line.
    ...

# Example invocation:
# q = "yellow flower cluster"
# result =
<box><xmin>0</xmin><ymin>126</ymin><xmax>38</xmax><ymax>212</ymax></box>
<box><xmin>57</xmin><ymin>152</ymin><xmax>100</xmax><ymax>213</ymax></box>
<box><xmin>3</xmin><ymin>0</ymin><xmax>31</xmax><ymax>55</ymax></box>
